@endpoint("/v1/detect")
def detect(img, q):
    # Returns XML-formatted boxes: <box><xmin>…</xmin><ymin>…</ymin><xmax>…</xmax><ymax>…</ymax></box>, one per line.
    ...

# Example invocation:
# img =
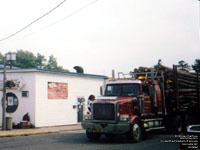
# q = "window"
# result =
<box><xmin>105</xmin><ymin>84</ymin><xmax>140</xmax><ymax>97</ymax></box>
<box><xmin>22</xmin><ymin>91</ymin><xmax>29</xmax><ymax>97</ymax></box>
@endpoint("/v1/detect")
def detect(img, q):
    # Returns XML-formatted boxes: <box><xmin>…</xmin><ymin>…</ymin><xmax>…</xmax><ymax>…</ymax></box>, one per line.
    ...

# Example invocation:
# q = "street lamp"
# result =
<box><xmin>6</xmin><ymin>52</ymin><xmax>16</xmax><ymax>69</ymax></box>
<box><xmin>2</xmin><ymin>52</ymin><xmax>16</xmax><ymax>130</ymax></box>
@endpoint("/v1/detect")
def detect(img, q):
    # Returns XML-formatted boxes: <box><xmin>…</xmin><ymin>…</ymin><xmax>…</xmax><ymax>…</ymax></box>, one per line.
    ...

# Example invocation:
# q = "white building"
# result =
<box><xmin>0</xmin><ymin>69</ymin><xmax>107</xmax><ymax>127</ymax></box>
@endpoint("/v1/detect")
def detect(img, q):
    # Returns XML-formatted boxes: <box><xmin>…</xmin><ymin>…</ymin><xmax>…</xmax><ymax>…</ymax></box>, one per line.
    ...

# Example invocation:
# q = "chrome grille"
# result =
<box><xmin>93</xmin><ymin>103</ymin><xmax>115</xmax><ymax>121</ymax></box>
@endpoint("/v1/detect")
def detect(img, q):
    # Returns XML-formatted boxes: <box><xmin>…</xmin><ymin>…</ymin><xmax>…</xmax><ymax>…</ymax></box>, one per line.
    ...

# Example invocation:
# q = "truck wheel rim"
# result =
<box><xmin>133</xmin><ymin>124</ymin><xmax>140</xmax><ymax>137</ymax></box>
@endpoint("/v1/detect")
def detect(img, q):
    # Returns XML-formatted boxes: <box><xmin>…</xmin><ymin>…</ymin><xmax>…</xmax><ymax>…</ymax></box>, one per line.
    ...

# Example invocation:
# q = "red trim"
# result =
<box><xmin>129</xmin><ymin>115</ymin><xmax>140</xmax><ymax>124</ymax></box>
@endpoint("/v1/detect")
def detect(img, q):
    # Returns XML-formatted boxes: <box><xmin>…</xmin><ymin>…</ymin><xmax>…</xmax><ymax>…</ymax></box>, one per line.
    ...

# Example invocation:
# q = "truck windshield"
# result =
<box><xmin>105</xmin><ymin>84</ymin><xmax>140</xmax><ymax>97</ymax></box>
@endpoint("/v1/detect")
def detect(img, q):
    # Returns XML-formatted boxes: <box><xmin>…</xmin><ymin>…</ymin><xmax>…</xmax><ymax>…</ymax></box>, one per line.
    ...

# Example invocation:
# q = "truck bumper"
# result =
<box><xmin>81</xmin><ymin>121</ymin><xmax>130</xmax><ymax>134</ymax></box>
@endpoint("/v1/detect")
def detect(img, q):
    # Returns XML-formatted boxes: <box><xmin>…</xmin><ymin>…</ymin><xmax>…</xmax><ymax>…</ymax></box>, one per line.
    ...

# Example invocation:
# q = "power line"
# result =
<box><xmin>0</xmin><ymin>0</ymin><xmax>67</xmax><ymax>42</ymax></box>
<box><xmin>46</xmin><ymin>0</ymin><xmax>98</xmax><ymax>28</ymax></box>
<box><xmin>8</xmin><ymin>0</ymin><xmax>98</xmax><ymax>41</ymax></box>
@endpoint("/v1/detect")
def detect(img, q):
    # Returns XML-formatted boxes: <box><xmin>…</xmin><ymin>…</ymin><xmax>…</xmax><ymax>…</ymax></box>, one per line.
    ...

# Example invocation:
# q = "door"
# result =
<box><xmin>77</xmin><ymin>97</ymin><xmax>85</xmax><ymax>122</ymax></box>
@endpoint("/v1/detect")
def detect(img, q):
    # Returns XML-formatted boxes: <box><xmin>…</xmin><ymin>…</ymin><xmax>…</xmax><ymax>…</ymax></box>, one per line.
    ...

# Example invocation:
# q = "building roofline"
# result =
<box><xmin>0</xmin><ymin>68</ymin><xmax>108</xmax><ymax>79</ymax></box>
<box><xmin>0</xmin><ymin>64</ymin><xmax>20</xmax><ymax>69</ymax></box>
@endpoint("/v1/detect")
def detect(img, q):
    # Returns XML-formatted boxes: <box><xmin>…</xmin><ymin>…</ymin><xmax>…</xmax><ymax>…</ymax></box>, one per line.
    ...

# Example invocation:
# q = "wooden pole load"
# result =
<box><xmin>154</xmin><ymin>64</ymin><xmax>200</xmax><ymax>110</ymax></box>
<box><xmin>134</xmin><ymin>64</ymin><xmax>200</xmax><ymax>111</ymax></box>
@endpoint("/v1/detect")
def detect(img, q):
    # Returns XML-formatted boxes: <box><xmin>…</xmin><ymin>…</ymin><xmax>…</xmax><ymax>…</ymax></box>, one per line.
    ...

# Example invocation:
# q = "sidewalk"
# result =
<box><xmin>0</xmin><ymin>124</ymin><xmax>83</xmax><ymax>137</ymax></box>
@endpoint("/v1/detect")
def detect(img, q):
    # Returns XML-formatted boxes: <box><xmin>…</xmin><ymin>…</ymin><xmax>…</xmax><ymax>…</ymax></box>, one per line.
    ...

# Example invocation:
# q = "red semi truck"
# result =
<box><xmin>81</xmin><ymin>65</ymin><xmax>200</xmax><ymax>142</ymax></box>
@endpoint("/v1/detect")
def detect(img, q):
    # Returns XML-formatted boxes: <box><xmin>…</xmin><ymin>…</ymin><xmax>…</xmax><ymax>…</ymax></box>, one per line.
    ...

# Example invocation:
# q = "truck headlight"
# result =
<box><xmin>84</xmin><ymin>114</ymin><xmax>92</xmax><ymax>120</ymax></box>
<box><xmin>119</xmin><ymin>115</ymin><xmax>130</xmax><ymax>122</ymax></box>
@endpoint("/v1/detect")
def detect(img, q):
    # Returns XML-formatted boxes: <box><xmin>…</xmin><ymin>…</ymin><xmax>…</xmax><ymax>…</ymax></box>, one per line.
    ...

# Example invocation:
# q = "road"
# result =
<box><xmin>0</xmin><ymin>130</ymin><xmax>180</xmax><ymax>150</ymax></box>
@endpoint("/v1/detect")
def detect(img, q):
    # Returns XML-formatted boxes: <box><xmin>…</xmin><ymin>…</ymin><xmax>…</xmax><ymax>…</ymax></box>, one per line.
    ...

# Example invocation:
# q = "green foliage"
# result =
<box><xmin>7</xmin><ymin>50</ymin><xmax>69</xmax><ymax>72</ymax></box>
<box><xmin>0</xmin><ymin>52</ymin><xmax>5</xmax><ymax>64</ymax></box>
<box><xmin>192</xmin><ymin>59</ymin><xmax>200</xmax><ymax>72</ymax></box>
<box><xmin>44</xmin><ymin>54</ymin><xmax>68</xmax><ymax>72</ymax></box>
<box><xmin>35</xmin><ymin>53</ymin><xmax>46</xmax><ymax>69</ymax></box>
<box><xmin>177</xmin><ymin>60</ymin><xmax>190</xmax><ymax>72</ymax></box>
<box><xmin>6</xmin><ymin>80</ymin><xmax>16</xmax><ymax>88</ymax></box>
<box><xmin>14</xmin><ymin>50</ymin><xmax>37</xmax><ymax>68</ymax></box>
<box><xmin>44</xmin><ymin>54</ymin><xmax>58</xmax><ymax>70</ymax></box>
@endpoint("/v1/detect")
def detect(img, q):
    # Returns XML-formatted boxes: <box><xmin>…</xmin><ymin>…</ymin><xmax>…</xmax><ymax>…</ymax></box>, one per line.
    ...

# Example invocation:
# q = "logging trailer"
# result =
<box><xmin>81</xmin><ymin>64</ymin><xmax>200</xmax><ymax>142</ymax></box>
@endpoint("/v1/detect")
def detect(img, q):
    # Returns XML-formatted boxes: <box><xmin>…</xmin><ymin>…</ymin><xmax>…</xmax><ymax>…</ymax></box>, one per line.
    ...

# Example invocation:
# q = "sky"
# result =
<box><xmin>0</xmin><ymin>0</ymin><xmax>199</xmax><ymax>76</ymax></box>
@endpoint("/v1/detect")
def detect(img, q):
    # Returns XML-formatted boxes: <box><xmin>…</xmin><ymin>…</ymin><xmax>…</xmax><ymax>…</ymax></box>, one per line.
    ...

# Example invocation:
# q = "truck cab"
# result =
<box><xmin>81</xmin><ymin>77</ymin><xmax>164</xmax><ymax>142</ymax></box>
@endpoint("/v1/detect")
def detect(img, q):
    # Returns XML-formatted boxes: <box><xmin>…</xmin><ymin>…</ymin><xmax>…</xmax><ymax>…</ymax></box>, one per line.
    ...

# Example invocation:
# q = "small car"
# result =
<box><xmin>187</xmin><ymin>125</ymin><xmax>200</xmax><ymax>135</ymax></box>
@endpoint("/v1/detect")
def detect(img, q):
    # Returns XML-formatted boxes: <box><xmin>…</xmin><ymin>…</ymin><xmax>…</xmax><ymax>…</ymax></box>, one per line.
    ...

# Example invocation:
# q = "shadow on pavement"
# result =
<box><xmin>53</xmin><ymin>130</ymin><xmax>167</xmax><ymax>145</ymax></box>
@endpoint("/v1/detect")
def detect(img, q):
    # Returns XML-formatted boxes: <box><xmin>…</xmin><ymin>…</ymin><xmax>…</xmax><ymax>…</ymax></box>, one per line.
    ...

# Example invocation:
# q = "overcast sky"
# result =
<box><xmin>0</xmin><ymin>0</ymin><xmax>199</xmax><ymax>76</ymax></box>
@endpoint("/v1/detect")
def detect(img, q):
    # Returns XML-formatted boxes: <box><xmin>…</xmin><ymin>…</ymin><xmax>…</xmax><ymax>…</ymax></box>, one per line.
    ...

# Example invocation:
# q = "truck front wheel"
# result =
<box><xmin>86</xmin><ymin>131</ymin><xmax>101</xmax><ymax>141</ymax></box>
<box><xmin>128</xmin><ymin>120</ymin><xmax>143</xmax><ymax>142</ymax></box>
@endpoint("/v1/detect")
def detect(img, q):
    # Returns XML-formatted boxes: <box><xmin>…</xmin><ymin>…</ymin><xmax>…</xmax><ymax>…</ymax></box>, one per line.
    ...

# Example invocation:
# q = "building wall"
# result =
<box><xmin>0</xmin><ymin>72</ymin><xmax>36</xmax><ymax>126</ymax></box>
<box><xmin>0</xmin><ymin>70</ymin><xmax>106</xmax><ymax>128</ymax></box>
<box><xmin>35</xmin><ymin>72</ymin><xmax>105</xmax><ymax>127</ymax></box>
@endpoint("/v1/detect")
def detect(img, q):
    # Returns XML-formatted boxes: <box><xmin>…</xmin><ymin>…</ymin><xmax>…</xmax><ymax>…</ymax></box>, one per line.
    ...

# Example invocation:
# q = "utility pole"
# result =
<box><xmin>1</xmin><ymin>52</ymin><xmax>16</xmax><ymax>130</ymax></box>
<box><xmin>2</xmin><ymin>58</ymin><xmax>7</xmax><ymax>130</ymax></box>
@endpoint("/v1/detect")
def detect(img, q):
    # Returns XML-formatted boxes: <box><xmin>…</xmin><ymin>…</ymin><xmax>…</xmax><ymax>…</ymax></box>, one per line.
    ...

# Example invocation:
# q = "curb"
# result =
<box><xmin>0</xmin><ymin>127</ymin><xmax>83</xmax><ymax>137</ymax></box>
<box><xmin>0</xmin><ymin>131</ymin><xmax>53</xmax><ymax>137</ymax></box>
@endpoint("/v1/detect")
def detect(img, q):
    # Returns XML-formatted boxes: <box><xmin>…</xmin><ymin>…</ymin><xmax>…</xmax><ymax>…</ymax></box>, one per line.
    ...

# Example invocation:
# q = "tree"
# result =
<box><xmin>35</xmin><ymin>53</ymin><xmax>46</xmax><ymax>69</ymax></box>
<box><xmin>192</xmin><ymin>59</ymin><xmax>200</xmax><ymax>72</ymax></box>
<box><xmin>2</xmin><ymin>50</ymin><xmax>69</xmax><ymax>72</ymax></box>
<box><xmin>177</xmin><ymin>60</ymin><xmax>190</xmax><ymax>72</ymax></box>
<box><xmin>14</xmin><ymin>50</ymin><xmax>37</xmax><ymax>68</ymax></box>
<box><xmin>0</xmin><ymin>52</ymin><xmax>4</xmax><ymax>64</ymax></box>
<box><xmin>44</xmin><ymin>54</ymin><xmax>64</xmax><ymax>71</ymax></box>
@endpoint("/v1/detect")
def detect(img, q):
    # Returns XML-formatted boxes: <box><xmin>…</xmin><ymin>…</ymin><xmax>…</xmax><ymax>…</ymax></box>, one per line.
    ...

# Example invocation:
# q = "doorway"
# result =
<box><xmin>77</xmin><ymin>97</ymin><xmax>85</xmax><ymax>122</ymax></box>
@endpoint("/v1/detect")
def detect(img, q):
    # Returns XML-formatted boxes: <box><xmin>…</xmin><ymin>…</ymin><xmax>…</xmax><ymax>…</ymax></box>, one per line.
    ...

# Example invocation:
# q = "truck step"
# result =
<box><xmin>145</xmin><ymin>126</ymin><xmax>165</xmax><ymax>131</ymax></box>
<box><xmin>143</xmin><ymin>118</ymin><xmax>163</xmax><ymax>122</ymax></box>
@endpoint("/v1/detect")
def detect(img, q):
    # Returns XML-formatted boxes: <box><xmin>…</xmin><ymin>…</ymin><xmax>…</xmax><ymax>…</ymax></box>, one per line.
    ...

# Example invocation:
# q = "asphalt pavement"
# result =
<box><xmin>0</xmin><ymin>129</ymin><xmax>180</xmax><ymax>150</ymax></box>
<box><xmin>0</xmin><ymin>124</ymin><xmax>82</xmax><ymax>137</ymax></box>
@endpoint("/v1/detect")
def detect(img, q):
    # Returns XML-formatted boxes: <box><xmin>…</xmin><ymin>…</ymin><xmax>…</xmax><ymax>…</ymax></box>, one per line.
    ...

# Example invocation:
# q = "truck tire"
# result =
<box><xmin>172</xmin><ymin>115</ymin><xmax>183</xmax><ymax>133</ymax></box>
<box><xmin>184</xmin><ymin>115</ymin><xmax>192</xmax><ymax>127</ymax></box>
<box><xmin>128</xmin><ymin>120</ymin><xmax>143</xmax><ymax>142</ymax></box>
<box><xmin>183</xmin><ymin>115</ymin><xmax>192</xmax><ymax>133</ymax></box>
<box><xmin>86</xmin><ymin>131</ymin><xmax>101</xmax><ymax>141</ymax></box>
<box><xmin>164</xmin><ymin>115</ymin><xmax>183</xmax><ymax>133</ymax></box>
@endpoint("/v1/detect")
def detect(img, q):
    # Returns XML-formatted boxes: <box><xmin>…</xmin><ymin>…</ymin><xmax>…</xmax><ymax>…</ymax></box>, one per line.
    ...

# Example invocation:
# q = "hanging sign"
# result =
<box><xmin>1</xmin><ymin>92</ymin><xmax>19</xmax><ymax>113</ymax></box>
<box><xmin>48</xmin><ymin>82</ymin><xmax>68</xmax><ymax>99</ymax></box>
